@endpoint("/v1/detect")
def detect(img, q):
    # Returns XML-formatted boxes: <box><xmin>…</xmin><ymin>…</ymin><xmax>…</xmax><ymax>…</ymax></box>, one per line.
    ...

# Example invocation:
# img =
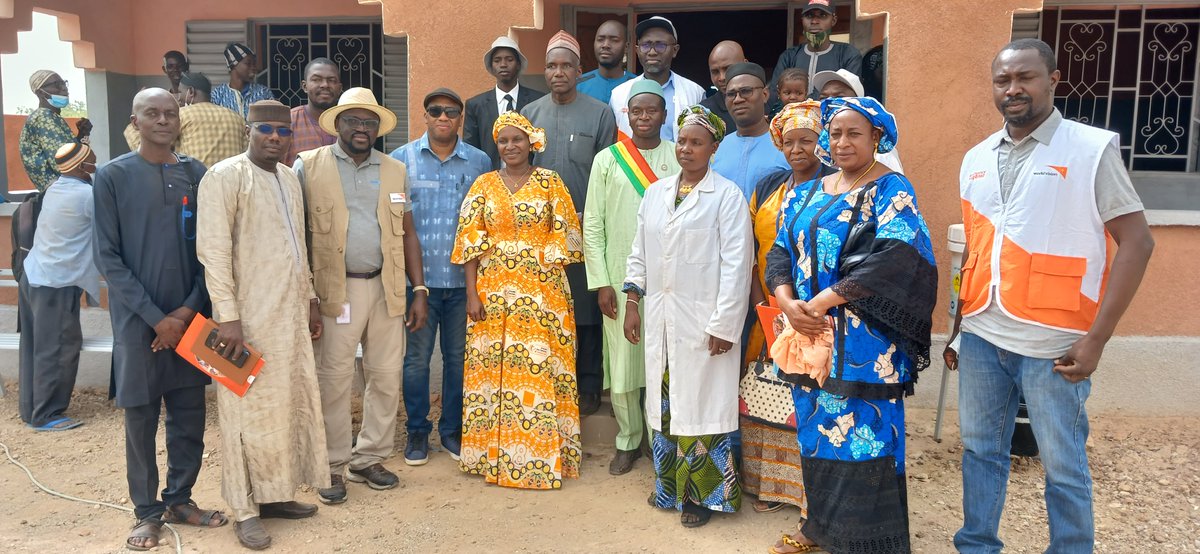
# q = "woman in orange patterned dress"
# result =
<box><xmin>451</xmin><ymin>111</ymin><xmax>583</xmax><ymax>490</ymax></box>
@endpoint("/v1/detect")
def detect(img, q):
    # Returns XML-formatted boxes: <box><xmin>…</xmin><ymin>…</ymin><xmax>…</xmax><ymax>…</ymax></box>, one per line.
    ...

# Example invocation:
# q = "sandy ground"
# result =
<box><xmin>0</xmin><ymin>384</ymin><xmax>1197</xmax><ymax>553</ymax></box>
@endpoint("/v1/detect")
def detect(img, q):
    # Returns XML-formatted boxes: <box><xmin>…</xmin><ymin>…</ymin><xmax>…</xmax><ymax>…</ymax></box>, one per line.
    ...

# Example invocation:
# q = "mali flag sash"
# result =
<box><xmin>610</xmin><ymin>139</ymin><xmax>659</xmax><ymax>197</ymax></box>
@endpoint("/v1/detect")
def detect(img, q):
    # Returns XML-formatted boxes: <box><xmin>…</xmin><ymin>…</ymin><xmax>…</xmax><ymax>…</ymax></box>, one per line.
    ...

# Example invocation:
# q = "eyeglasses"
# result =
<box><xmin>252</xmin><ymin>123</ymin><xmax>294</xmax><ymax>137</ymax></box>
<box><xmin>637</xmin><ymin>41</ymin><xmax>675</xmax><ymax>54</ymax></box>
<box><xmin>426</xmin><ymin>106</ymin><xmax>462</xmax><ymax>119</ymax></box>
<box><xmin>628</xmin><ymin>107</ymin><xmax>662</xmax><ymax>118</ymax></box>
<box><xmin>340</xmin><ymin>116</ymin><xmax>381</xmax><ymax>130</ymax></box>
<box><xmin>727</xmin><ymin>86</ymin><xmax>765</xmax><ymax>100</ymax></box>
<box><xmin>43</xmin><ymin>79</ymin><xmax>68</xmax><ymax>90</ymax></box>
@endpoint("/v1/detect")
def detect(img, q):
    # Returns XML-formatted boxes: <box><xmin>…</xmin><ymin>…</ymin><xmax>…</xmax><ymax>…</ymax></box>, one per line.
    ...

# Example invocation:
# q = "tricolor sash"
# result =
<box><xmin>610</xmin><ymin>139</ymin><xmax>659</xmax><ymax>197</ymax></box>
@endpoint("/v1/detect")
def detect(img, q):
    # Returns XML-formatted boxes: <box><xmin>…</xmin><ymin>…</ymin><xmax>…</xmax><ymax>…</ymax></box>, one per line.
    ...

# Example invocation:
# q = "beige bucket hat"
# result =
<box><xmin>319</xmin><ymin>87</ymin><xmax>397</xmax><ymax>136</ymax></box>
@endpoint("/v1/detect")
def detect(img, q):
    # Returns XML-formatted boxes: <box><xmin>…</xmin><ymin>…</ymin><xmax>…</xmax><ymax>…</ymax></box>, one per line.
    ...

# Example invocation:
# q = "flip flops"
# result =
<box><xmin>31</xmin><ymin>417</ymin><xmax>83</xmax><ymax>432</ymax></box>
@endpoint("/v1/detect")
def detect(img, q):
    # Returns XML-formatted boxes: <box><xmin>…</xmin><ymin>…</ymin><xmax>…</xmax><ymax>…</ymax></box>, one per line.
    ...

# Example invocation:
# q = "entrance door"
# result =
<box><xmin>644</xmin><ymin>9</ymin><xmax>789</xmax><ymax>87</ymax></box>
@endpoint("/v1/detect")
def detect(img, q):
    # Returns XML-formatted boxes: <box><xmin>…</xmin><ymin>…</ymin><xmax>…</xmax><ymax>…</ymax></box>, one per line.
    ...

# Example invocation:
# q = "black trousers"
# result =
<box><xmin>124</xmin><ymin>385</ymin><xmax>207</xmax><ymax>521</ymax></box>
<box><xmin>575</xmin><ymin>323</ymin><xmax>604</xmax><ymax>395</ymax></box>
<box><xmin>17</xmin><ymin>275</ymin><xmax>82</xmax><ymax>427</ymax></box>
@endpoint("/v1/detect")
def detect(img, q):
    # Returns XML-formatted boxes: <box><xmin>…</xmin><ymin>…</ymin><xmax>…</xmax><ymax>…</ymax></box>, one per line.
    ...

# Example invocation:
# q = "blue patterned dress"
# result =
<box><xmin>769</xmin><ymin>171</ymin><xmax>936</xmax><ymax>553</ymax></box>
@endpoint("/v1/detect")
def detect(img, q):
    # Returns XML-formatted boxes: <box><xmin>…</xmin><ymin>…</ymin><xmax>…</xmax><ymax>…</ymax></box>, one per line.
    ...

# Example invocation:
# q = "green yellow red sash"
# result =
<box><xmin>610</xmin><ymin>139</ymin><xmax>658</xmax><ymax>197</ymax></box>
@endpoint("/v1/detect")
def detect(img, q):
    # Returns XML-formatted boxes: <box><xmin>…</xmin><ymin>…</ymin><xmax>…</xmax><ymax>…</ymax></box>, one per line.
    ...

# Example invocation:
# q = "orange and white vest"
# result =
<box><xmin>958</xmin><ymin>119</ymin><xmax>1117</xmax><ymax>334</ymax></box>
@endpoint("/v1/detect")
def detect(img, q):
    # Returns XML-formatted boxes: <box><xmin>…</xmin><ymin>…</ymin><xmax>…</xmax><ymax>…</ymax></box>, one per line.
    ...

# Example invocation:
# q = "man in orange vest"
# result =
<box><xmin>946</xmin><ymin>39</ymin><xmax>1155</xmax><ymax>553</ymax></box>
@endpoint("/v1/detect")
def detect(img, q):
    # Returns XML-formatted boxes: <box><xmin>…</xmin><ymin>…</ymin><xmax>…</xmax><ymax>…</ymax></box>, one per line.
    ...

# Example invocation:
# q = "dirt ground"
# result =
<box><xmin>0</xmin><ymin>384</ymin><xmax>1197</xmax><ymax>553</ymax></box>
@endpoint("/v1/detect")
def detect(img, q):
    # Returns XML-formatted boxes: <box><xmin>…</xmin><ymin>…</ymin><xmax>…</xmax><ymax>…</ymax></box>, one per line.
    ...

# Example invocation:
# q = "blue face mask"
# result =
<box><xmin>47</xmin><ymin>94</ymin><xmax>69</xmax><ymax>109</ymax></box>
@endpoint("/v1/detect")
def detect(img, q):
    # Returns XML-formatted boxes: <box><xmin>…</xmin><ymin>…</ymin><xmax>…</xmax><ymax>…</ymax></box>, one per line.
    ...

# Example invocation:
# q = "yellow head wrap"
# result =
<box><xmin>492</xmin><ymin>111</ymin><xmax>546</xmax><ymax>153</ymax></box>
<box><xmin>769</xmin><ymin>100</ymin><xmax>823</xmax><ymax>150</ymax></box>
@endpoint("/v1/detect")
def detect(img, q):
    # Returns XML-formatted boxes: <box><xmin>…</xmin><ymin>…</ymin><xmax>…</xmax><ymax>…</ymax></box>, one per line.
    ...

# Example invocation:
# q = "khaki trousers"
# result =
<box><xmin>314</xmin><ymin>275</ymin><xmax>405</xmax><ymax>474</ymax></box>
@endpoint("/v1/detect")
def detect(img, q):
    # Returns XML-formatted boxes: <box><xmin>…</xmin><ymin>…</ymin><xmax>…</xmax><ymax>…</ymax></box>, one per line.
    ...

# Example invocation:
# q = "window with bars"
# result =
<box><xmin>1035</xmin><ymin>6</ymin><xmax>1199</xmax><ymax>173</ymax></box>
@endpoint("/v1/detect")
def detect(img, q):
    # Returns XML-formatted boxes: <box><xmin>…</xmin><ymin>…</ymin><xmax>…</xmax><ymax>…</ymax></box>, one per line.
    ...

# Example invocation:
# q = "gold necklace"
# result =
<box><xmin>502</xmin><ymin>166</ymin><xmax>534</xmax><ymax>192</ymax></box>
<box><xmin>832</xmin><ymin>158</ymin><xmax>879</xmax><ymax>194</ymax></box>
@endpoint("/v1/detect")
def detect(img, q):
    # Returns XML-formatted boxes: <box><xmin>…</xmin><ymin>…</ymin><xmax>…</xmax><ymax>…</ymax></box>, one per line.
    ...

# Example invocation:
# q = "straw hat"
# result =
<box><xmin>319</xmin><ymin>87</ymin><xmax>397</xmax><ymax>136</ymax></box>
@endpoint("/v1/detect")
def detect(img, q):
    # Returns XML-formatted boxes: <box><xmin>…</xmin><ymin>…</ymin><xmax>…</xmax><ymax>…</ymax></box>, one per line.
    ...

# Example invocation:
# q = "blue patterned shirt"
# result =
<box><xmin>390</xmin><ymin>134</ymin><xmax>490</xmax><ymax>289</ymax></box>
<box><xmin>210</xmin><ymin>82</ymin><xmax>275</xmax><ymax>120</ymax></box>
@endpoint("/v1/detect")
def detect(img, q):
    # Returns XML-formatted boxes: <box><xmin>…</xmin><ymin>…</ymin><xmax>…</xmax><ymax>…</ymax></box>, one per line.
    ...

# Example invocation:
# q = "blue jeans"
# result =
<box><xmin>402</xmin><ymin>287</ymin><xmax>466</xmax><ymax>439</ymax></box>
<box><xmin>954</xmin><ymin>332</ymin><xmax>1094</xmax><ymax>554</ymax></box>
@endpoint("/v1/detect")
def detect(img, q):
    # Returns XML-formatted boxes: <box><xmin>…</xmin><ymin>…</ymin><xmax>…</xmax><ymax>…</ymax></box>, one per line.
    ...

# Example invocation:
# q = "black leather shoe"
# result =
<box><xmin>348</xmin><ymin>463</ymin><xmax>399</xmax><ymax>490</ymax></box>
<box><xmin>259</xmin><ymin>500</ymin><xmax>318</xmax><ymax>520</ymax></box>
<box><xmin>579</xmin><ymin>393</ymin><xmax>601</xmax><ymax>416</ymax></box>
<box><xmin>608</xmin><ymin>448</ymin><xmax>642</xmax><ymax>475</ymax></box>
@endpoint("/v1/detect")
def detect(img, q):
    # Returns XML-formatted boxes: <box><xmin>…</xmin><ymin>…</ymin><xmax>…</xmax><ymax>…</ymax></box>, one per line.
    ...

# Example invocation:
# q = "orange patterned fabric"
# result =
<box><xmin>451</xmin><ymin>168</ymin><xmax>584</xmax><ymax>489</ymax></box>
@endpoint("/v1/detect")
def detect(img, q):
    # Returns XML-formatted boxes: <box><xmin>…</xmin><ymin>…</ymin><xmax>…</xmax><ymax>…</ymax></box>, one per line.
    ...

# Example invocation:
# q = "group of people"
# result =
<box><xmin>13</xmin><ymin>0</ymin><xmax>1154</xmax><ymax>552</ymax></box>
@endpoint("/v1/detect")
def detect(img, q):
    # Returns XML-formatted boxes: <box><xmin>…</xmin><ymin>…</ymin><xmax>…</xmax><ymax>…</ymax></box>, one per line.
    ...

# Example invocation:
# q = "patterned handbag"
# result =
<box><xmin>738</xmin><ymin>348</ymin><xmax>798</xmax><ymax>430</ymax></box>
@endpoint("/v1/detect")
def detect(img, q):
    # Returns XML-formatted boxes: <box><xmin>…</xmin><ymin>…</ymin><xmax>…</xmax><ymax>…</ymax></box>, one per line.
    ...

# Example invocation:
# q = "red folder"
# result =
<box><xmin>755</xmin><ymin>296</ymin><xmax>787</xmax><ymax>351</ymax></box>
<box><xmin>174</xmin><ymin>314</ymin><xmax>265</xmax><ymax>397</ymax></box>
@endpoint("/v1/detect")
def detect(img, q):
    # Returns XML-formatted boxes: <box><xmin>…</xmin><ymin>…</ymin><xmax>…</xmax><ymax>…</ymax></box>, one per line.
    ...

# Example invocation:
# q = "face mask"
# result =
<box><xmin>47</xmin><ymin>94</ymin><xmax>70</xmax><ymax>109</ymax></box>
<box><xmin>805</xmin><ymin>30</ymin><xmax>831</xmax><ymax>48</ymax></box>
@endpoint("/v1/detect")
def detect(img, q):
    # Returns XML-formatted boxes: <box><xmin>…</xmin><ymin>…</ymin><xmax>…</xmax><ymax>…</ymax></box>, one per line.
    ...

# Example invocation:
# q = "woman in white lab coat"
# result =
<box><xmin>622</xmin><ymin>105</ymin><xmax>753</xmax><ymax>528</ymax></box>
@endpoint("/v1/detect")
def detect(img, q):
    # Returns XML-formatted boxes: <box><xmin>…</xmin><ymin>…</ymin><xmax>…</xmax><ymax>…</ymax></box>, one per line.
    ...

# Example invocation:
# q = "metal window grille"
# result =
<box><xmin>1039</xmin><ymin>7</ymin><xmax>1199</xmax><ymax>172</ymax></box>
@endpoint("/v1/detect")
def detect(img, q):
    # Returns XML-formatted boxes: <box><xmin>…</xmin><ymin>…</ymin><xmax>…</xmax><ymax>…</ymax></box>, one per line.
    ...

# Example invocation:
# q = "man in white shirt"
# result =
<box><xmin>464</xmin><ymin>36</ymin><xmax>546</xmax><ymax>169</ymax></box>
<box><xmin>609</xmin><ymin>16</ymin><xmax>705</xmax><ymax>142</ymax></box>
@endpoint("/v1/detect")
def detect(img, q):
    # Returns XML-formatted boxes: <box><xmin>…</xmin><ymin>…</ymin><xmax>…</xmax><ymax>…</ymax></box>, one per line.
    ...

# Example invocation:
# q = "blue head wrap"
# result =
<box><xmin>814</xmin><ymin>96</ymin><xmax>898</xmax><ymax>167</ymax></box>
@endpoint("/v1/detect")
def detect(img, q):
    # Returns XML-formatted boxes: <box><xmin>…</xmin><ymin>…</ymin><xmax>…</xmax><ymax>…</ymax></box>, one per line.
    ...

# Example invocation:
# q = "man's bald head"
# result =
<box><xmin>131</xmin><ymin>87</ymin><xmax>181</xmax><ymax>147</ymax></box>
<box><xmin>708</xmin><ymin>40</ymin><xmax>747</xmax><ymax>94</ymax></box>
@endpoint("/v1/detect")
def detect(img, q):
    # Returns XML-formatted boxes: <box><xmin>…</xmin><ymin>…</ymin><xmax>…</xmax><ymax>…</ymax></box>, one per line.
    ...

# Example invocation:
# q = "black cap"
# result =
<box><xmin>803</xmin><ymin>0</ymin><xmax>835</xmax><ymax>15</ymax></box>
<box><xmin>725</xmin><ymin>62</ymin><xmax>767</xmax><ymax>86</ymax></box>
<box><xmin>180</xmin><ymin>72</ymin><xmax>212</xmax><ymax>96</ymax></box>
<box><xmin>423</xmin><ymin>87</ymin><xmax>463</xmax><ymax>109</ymax></box>
<box><xmin>635</xmin><ymin>16</ymin><xmax>677</xmax><ymax>40</ymax></box>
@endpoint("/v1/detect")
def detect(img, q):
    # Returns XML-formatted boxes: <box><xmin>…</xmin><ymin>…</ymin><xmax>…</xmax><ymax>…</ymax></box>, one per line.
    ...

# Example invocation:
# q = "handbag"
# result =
<box><xmin>738</xmin><ymin>345</ymin><xmax>797</xmax><ymax>430</ymax></box>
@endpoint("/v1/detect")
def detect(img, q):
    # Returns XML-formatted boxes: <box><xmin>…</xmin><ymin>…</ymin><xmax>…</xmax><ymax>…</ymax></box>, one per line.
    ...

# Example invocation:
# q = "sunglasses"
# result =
<box><xmin>252</xmin><ymin>123</ymin><xmax>294</xmax><ymax>137</ymax></box>
<box><xmin>340</xmin><ymin>116</ymin><xmax>381</xmax><ymax>130</ymax></box>
<box><xmin>426</xmin><ymin>106</ymin><xmax>462</xmax><ymax>119</ymax></box>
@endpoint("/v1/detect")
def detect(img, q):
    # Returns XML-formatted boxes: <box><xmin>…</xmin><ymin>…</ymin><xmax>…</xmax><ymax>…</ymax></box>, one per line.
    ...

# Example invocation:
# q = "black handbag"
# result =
<box><xmin>838</xmin><ymin>182</ymin><xmax>878</xmax><ymax>278</ymax></box>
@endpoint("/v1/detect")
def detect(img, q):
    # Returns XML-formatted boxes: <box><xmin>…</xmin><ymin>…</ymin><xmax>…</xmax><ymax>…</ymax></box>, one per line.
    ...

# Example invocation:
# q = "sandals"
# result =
<box><xmin>126</xmin><ymin>518</ymin><xmax>163</xmax><ymax>551</ymax></box>
<box><xmin>754</xmin><ymin>500</ymin><xmax>787</xmax><ymax>513</ymax></box>
<box><xmin>680</xmin><ymin>503</ymin><xmax>713</xmax><ymax>528</ymax></box>
<box><xmin>31</xmin><ymin>417</ymin><xmax>82</xmax><ymax>432</ymax></box>
<box><xmin>163</xmin><ymin>501</ymin><xmax>229</xmax><ymax>527</ymax></box>
<box><xmin>768</xmin><ymin>532</ymin><xmax>823</xmax><ymax>553</ymax></box>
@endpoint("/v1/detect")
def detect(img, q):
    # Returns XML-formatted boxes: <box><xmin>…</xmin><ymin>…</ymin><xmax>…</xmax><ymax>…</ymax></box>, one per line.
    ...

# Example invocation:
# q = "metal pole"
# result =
<box><xmin>933</xmin><ymin>360</ymin><xmax>950</xmax><ymax>442</ymax></box>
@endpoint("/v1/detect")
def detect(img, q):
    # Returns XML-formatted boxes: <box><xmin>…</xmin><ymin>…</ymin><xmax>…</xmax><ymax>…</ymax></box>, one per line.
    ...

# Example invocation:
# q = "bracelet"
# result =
<box><xmin>626</xmin><ymin>298</ymin><xmax>640</xmax><ymax>305</ymax></box>
<box><xmin>412</xmin><ymin>285</ymin><xmax>430</xmax><ymax>294</ymax></box>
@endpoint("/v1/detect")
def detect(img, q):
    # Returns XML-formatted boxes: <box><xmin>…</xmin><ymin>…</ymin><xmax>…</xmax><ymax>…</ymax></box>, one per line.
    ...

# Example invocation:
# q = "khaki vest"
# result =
<box><xmin>299</xmin><ymin>146</ymin><xmax>410</xmax><ymax>318</ymax></box>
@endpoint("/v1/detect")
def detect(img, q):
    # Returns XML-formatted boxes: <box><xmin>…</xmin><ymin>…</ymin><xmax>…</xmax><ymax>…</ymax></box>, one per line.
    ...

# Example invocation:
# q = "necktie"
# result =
<box><xmin>503</xmin><ymin>94</ymin><xmax>515</xmax><ymax>113</ymax></box>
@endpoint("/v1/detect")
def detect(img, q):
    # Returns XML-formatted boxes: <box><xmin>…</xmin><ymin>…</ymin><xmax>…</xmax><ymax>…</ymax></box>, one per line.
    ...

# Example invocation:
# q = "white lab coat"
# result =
<box><xmin>625</xmin><ymin>170</ymin><xmax>752</xmax><ymax>436</ymax></box>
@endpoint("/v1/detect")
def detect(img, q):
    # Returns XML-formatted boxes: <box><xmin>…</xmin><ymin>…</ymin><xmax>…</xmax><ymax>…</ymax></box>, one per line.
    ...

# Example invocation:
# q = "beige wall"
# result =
<box><xmin>0</xmin><ymin>0</ymin><xmax>1196</xmax><ymax>337</ymax></box>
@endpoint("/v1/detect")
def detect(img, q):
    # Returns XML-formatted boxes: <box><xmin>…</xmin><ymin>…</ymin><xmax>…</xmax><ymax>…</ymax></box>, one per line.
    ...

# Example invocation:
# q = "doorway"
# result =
<box><xmin>570</xmin><ymin>7</ymin><xmax>789</xmax><ymax>92</ymax></box>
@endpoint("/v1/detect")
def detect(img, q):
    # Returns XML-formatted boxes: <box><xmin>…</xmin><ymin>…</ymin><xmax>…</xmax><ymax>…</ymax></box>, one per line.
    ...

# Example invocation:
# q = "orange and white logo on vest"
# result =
<box><xmin>958</xmin><ymin>120</ymin><xmax>1117</xmax><ymax>334</ymax></box>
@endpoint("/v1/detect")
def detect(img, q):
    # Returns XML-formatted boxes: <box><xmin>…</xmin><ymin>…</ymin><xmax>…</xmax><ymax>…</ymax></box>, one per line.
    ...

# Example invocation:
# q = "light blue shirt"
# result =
<box><xmin>577</xmin><ymin>69</ymin><xmax>636</xmax><ymax>105</ymax></box>
<box><xmin>711</xmin><ymin>132</ymin><xmax>790</xmax><ymax>202</ymax></box>
<box><xmin>390</xmin><ymin>134</ymin><xmax>490</xmax><ymax>289</ymax></box>
<box><xmin>24</xmin><ymin>175</ymin><xmax>101</xmax><ymax>300</ymax></box>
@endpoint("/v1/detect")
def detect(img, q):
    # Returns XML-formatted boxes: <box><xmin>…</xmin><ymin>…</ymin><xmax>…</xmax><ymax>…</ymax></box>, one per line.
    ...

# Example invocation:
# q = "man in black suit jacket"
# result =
<box><xmin>464</xmin><ymin>36</ymin><xmax>545</xmax><ymax>170</ymax></box>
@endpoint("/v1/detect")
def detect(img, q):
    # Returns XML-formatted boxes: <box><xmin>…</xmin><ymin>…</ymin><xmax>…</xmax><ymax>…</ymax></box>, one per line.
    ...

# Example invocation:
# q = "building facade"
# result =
<box><xmin>0</xmin><ymin>0</ymin><xmax>1196</xmax><ymax>413</ymax></box>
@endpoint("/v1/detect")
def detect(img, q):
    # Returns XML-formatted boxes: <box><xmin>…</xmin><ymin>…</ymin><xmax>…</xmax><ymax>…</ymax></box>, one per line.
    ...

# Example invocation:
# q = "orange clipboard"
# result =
<box><xmin>755</xmin><ymin>296</ymin><xmax>786</xmax><ymax>351</ymax></box>
<box><xmin>174</xmin><ymin>314</ymin><xmax>265</xmax><ymax>397</ymax></box>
